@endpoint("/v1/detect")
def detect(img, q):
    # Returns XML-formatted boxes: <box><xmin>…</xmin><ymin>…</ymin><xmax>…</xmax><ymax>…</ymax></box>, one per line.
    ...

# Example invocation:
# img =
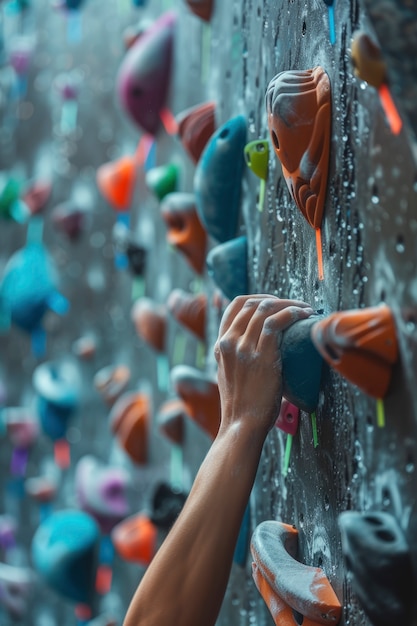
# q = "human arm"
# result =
<box><xmin>123</xmin><ymin>295</ymin><xmax>314</xmax><ymax>626</ymax></box>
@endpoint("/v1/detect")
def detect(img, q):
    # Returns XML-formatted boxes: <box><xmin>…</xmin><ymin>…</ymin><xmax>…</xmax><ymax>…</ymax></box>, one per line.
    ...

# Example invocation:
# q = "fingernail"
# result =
<box><xmin>303</xmin><ymin>307</ymin><xmax>315</xmax><ymax>316</ymax></box>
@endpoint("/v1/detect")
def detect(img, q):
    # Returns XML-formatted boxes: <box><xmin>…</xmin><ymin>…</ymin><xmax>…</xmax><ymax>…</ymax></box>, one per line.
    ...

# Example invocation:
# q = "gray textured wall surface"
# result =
<box><xmin>0</xmin><ymin>0</ymin><xmax>416</xmax><ymax>625</ymax></box>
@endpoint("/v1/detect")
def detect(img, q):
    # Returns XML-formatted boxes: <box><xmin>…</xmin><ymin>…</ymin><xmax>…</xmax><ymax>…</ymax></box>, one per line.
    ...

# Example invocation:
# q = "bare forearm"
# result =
<box><xmin>123</xmin><ymin>422</ymin><xmax>267</xmax><ymax>626</ymax></box>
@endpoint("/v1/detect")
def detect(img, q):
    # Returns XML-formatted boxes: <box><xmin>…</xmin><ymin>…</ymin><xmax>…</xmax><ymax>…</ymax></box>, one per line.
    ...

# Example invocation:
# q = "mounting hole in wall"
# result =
<box><xmin>364</xmin><ymin>514</ymin><xmax>383</xmax><ymax>526</ymax></box>
<box><xmin>381</xmin><ymin>487</ymin><xmax>391</xmax><ymax>507</ymax></box>
<box><xmin>292</xmin><ymin>609</ymin><xmax>304</xmax><ymax>625</ymax></box>
<box><xmin>375</xmin><ymin>528</ymin><xmax>396</xmax><ymax>543</ymax></box>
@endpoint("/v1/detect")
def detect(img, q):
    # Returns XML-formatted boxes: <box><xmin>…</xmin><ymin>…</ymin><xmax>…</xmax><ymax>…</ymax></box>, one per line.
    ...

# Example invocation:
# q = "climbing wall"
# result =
<box><xmin>0</xmin><ymin>0</ymin><xmax>416</xmax><ymax>625</ymax></box>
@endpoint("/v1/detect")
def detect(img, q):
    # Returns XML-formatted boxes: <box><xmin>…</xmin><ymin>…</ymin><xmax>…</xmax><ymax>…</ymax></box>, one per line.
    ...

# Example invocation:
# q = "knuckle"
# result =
<box><xmin>286</xmin><ymin>305</ymin><xmax>299</xmax><ymax>319</ymax></box>
<box><xmin>218</xmin><ymin>336</ymin><xmax>234</xmax><ymax>355</ymax></box>
<box><xmin>234</xmin><ymin>295</ymin><xmax>250</xmax><ymax>307</ymax></box>
<box><xmin>236</xmin><ymin>338</ymin><xmax>252</xmax><ymax>362</ymax></box>
<box><xmin>257</xmin><ymin>298</ymin><xmax>277</xmax><ymax>313</ymax></box>
<box><xmin>263</xmin><ymin>317</ymin><xmax>280</xmax><ymax>333</ymax></box>
<box><xmin>288</xmin><ymin>305</ymin><xmax>306</xmax><ymax>322</ymax></box>
<box><xmin>243</xmin><ymin>297</ymin><xmax>259</xmax><ymax>309</ymax></box>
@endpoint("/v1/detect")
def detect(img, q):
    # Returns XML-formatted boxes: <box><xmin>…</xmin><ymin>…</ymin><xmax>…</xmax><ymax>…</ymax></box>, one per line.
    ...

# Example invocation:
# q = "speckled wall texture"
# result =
<box><xmin>0</xmin><ymin>1</ymin><xmax>416</xmax><ymax>625</ymax></box>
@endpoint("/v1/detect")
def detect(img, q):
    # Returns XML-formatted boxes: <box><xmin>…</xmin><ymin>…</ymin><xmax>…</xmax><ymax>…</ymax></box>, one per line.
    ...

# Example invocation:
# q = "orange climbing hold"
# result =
<box><xmin>171</xmin><ymin>365</ymin><xmax>221</xmax><ymax>440</ymax></box>
<box><xmin>156</xmin><ymin>398</ymin><xmax>187</xmax><ymax>446</ymax></box>
<box><xmin>167</xmin><ymin>289</ymin><xmax>207</xmax><ymax>341</ymax></box>
<box><xmin>251</xmin><ymin>521</ymin><xmax>341</xmax><ymax>626</ymax></box>
<box><xmin>109</xmin><ymin>392</ymin><xmax>150</xmax><ymax>464</ymax></box>
<box><xmin>176</xmin><ymin>101</ymin><xmax>216</xmax><ymax>164</ymax></box>
<box><xmin>351</xmin><ymin>31</ymin><xmax>402</xmax><ymax>135</ymax></box>
<box><xmin>131</xmin><ymin>298</ymin><xmax>167</xmax><ymax>353</ymax></box>
<box><xmin>185</xmin><ymin>0</ymin><xmax>213</xmax><ymax>22</ymax></box>
<box><xmin>266</xmin><ymin>66</ymin><xmax>332</xmax><ymax>230</ymax></box>
<box><xmin>311</xmin><ymin>304</ymin><xmax>398</xmax><ymax>398</ymax></box>
<box><xmin>160</xmin><ymin>193</ymin><xmax>208</xmax><ymax>275</ymax></box>
<box><xmin>111</xmin><ymin>513</ymin><xmax>158</xmax><ymax>566</ymax></box>
<box><xmin>96</xmin><ymin>155</ymin><xmax>137</xmax><ymax>212</ymax></box>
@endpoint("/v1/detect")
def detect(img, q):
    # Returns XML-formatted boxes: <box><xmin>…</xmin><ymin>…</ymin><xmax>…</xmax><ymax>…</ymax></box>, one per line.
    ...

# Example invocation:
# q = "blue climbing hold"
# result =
<box><xmin>0</xmin><ymin>243</ymin><xmax>68</xmax><ymax>356</ymax></box>
<box><xmin>194</xmin><ymin>115</ymin><xmax>246</xmax><ymax>242</ymax></box>
<box><xmin>31</xmin><ymin>509</ymin><xmax>100</xmax><ymax>605</ymax></box>
<box><xmin>280</xmin><ymin>316</ymin><xmax>324</xmax><ymax>414</ymax></box>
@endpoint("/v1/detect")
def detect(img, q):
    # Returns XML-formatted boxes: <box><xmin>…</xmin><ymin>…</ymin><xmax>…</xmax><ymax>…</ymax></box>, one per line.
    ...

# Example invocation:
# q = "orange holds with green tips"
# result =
<box><xmin>311</xmin><ymin>304</ymin><xmax>398</xmax><ymax>399</ymax></box>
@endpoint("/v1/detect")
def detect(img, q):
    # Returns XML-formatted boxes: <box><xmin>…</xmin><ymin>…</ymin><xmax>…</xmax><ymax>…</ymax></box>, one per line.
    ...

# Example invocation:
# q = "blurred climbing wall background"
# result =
<box><xmin>1</xmin><ymin>0</ymin><xmax>417</xmax><ymax>625</ymax></box>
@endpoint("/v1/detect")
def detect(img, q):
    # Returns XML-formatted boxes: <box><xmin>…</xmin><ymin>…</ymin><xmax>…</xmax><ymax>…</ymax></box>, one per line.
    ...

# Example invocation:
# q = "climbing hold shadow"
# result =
<box><xmin>311</xmin><ymin>304</ymin><xmax>398</xmax><ymax>398</ymax></box>
<box><xmin>251</xmin><ymin>520</ymin><xmax>341</xmax><ymax>625</ymax></box>
<box><xmin>194</xmin><ymin>115</ymin><xmax>246</xmax><ymax>242</ymax></box>
<box><xmin>339</xmin><ymin>511</ymin><xmax>414</xmax><ymax>626</ymax></box>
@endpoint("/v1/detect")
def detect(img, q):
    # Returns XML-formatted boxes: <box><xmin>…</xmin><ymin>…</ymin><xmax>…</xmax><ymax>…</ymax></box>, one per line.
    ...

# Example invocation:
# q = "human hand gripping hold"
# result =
<box><xmin>123</xmin><ymin>295</ymin><xmax>313</xmax><ymax>626</ymax></box>
<box><xmin>214</xmin><ymin>295</ymin><xmax>314</xmax><ymax>438</ymax></box>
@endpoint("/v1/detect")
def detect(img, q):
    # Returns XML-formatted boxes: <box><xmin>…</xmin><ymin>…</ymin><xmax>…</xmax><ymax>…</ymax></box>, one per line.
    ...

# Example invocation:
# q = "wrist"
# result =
<box><xmin>216</xmin><ymin>417</ymin><xmax>269</xmax><ymax>450</ymax></box>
